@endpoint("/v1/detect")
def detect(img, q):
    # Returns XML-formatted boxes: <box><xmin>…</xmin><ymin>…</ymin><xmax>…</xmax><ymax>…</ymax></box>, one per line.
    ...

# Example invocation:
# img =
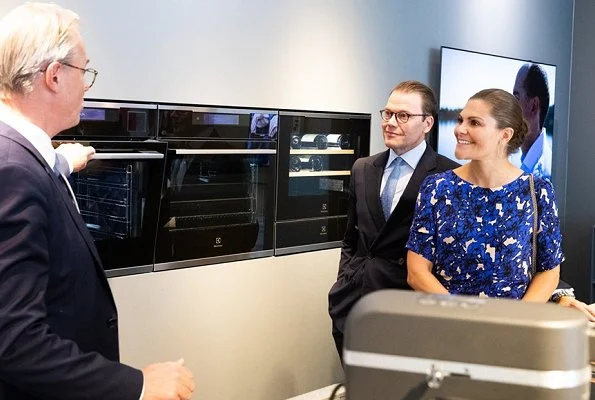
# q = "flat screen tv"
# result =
<box><xmin>437</xmin><ymin>46</ymin><xmax>556</xmax><ymax>180</ymax></box>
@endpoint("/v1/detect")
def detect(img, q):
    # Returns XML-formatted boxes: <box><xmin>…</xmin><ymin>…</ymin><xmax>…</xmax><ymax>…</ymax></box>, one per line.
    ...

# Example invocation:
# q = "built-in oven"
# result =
<box><xmin>275</xmin><ymin>111</ymin><xmax>370</xmax><ymax>255</ymax></box>
<box><xmin>55</xmin><ymin>100</ymin><xmax>166</xmax><ymax>277</ymax></box>
<box><xmin>155</xmin><ymin>105</ymin><xmax>277</xmax><ymax>270</ymax></box>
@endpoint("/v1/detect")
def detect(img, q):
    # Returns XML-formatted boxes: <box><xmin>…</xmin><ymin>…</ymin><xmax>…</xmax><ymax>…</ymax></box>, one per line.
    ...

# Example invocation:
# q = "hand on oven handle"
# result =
<box><xmin>55</xmin><ymin>143</ymin><xmax>96</xmax><ymax>174</ymax></box>
<box><xmin>92</xmin><ymin>151</ymin><xmax>164</xmax><ymax>160</ymax></box>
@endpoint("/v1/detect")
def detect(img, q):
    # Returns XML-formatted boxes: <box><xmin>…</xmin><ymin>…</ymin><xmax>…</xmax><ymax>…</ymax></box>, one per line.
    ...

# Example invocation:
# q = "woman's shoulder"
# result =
<box><xmin>531</xmin><ymin>174</ymin><xmax>553</xmax><ymax>188</ymax></box>
<box><xmin>420</xmin><ymin>170</ymin><xmax>459</xmax><ymax>195</ymax></box>
<box><xmin>522</xmin><ymin>173</ymin><xmax>555</xmax><ymax>194</ymax></box>
<box><xmin>424</xmin><ymin>169</ymin><xmax>456</xmax><ymax>184</ymax></box>
<box><xmin>529</xmin><ymin>175</ymin><xmax>558</xmax><ymax>205</ymax></box>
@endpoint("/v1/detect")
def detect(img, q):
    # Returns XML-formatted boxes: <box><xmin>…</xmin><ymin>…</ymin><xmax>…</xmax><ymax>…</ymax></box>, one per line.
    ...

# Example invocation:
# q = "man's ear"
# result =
<box><xmin>423</xmin><ymin>115</ymin><xmax>434</xmax><ymax>134</ymax></box>
<box><xmin>43</xmin><ymin>61</ymin><xmax>62</xmax><ymax>93</ymax></box>
<box><xmin>530</xmin><ymin>96</ymin><xmax>540</xmax><ymax>116</ymax></box>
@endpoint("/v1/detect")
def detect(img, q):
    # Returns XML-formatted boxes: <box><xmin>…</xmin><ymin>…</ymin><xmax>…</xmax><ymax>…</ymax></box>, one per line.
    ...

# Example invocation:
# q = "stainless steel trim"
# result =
<box><xmin>158</xmin><ymin>104</ymin><xmax>277</xmax><ymax>115</ymax></box>
<box><xmin>343</xmin><ymin>350</ymin><xmax>591</xmax><ymax>390</ymax></box>
<box><xmin>276</xmin><ymin>215</ymin><xmax>347</xmax><ymax>224</ymax></box>
<box><xmin>83</xmin><ymin>101</ymin><xmax>157</xmax><ymax>110</ymax></box>
<box><xmin>93</xmin><ymin>152</ymin><xmax>164</xmax><ymax>160</ymax></box>
<box><xmin>288</xmin><ymin>170</ymin><xmax>351</xmax><ymax>178</ymax></box>
<box><xmin>289</xmin><ymin>149</ymin><xmax>354</xmax><ymax>155</ymax></box>
<box><xmin>105</xmin><ymin>264</ymin><xmax>153</xmax><ymax>278</ymax></box>
<box><xmin>174</xmin><ymin>149</ymin><xmax>276</xmax><ymax>155</ymax></box>
<box><xmin>279</xmin><ymin>111</ymin><xmax>370</xmax><ymax>120</ymax></box>
<box><xmin>274</xmin><ymin>241</ymin><xmax>341</xmax><ymax>256</ymax></box>
<box><xmin>153</xmin><ymin>250</ymin><xmax>275</xmax><ymax>271</ymax></box>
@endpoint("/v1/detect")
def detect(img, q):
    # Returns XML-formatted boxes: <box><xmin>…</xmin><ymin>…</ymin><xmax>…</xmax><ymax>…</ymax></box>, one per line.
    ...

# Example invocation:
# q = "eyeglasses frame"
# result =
<box><xmin>61</xmin><ymin>62</ymin><xmax>98</xmax><ymax>89</ymax></box>
<box><xmin>379</xmin><ymin>109</ymin><xmax>429</xmax><ymax>124</ymax></box>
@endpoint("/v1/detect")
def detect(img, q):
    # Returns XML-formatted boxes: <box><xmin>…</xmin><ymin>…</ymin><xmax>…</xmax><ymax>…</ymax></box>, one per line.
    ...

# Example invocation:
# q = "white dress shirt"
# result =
<box><xmin>0</xmin><ymin>103</ymin><xmax>79</xmax><ymax>212</ymax></box>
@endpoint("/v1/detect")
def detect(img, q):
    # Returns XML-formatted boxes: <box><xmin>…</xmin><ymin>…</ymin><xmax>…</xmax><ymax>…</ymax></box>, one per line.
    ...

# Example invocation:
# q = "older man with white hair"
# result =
<box><xmin>0</xmin><ymin>3</ymin><xmax>194</xmax><ymax>400</ymax></box>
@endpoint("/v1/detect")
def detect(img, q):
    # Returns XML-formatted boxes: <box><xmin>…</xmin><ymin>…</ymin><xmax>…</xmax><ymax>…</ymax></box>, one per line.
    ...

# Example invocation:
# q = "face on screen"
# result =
<box><xmin>513</xmin><ymin>68</ymin><xmax>533</xmax><ymax>118</ymax></box>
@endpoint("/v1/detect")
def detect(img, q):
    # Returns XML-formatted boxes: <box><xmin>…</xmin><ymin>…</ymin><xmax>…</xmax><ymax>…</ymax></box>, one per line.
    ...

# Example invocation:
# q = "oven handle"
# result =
<box><xmin>93</xmin><ymin>152</ymin><xmax>164</xmax><ymax>160</ymax></box>
<box><xmin>174</xmin><ymin>149</ymin><xmax>277</xmax><ymax>155</ymax></box>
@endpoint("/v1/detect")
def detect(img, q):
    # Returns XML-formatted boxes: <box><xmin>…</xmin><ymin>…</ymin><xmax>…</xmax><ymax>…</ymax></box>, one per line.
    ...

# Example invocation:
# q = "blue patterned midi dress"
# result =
<box><xmin>406</xmin><ymin>170</ymin><xmax>564</xmax><ymax>298</ymax></box>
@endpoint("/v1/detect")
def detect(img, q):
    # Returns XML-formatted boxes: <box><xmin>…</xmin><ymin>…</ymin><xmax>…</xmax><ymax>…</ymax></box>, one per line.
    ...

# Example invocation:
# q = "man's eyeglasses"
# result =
<box><xmin>61</xmin><ymin>62</ymin><xmax>98</xmax><ymax>89</ymax></box>
<box><xmin>380</xmin><ymin>110</ymin><xmax>428</xmax><ymax>124</ymax></box>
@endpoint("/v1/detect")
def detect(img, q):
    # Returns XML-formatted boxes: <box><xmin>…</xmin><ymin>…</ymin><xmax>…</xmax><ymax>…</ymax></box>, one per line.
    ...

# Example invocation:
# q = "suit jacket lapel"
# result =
<box><xmin>365</xmin><ymin>150</ymin><xmax>390</xmax><ymax>233</ymax></box>
<box><xmin>0</xmin><ymin>125</ymin><xmax>106</xmax><ymax>279</ymax></box>
<box><xmin>48</xmin><ymin>170</ymin><xmax>105</xmax><ymax>271</ymax></box>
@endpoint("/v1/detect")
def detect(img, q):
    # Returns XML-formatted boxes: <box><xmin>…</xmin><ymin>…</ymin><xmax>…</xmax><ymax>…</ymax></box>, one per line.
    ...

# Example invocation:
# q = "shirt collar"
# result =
<box><xmin>385</xmin><ymin>140</ymin><xmax>427</xmax><ymax>170</ymax></box>
<box><xmin>0</xmin><ymin>102</ymin><xmax>56</xmax><ymax>169</ymax></box>
<box><xmin>520</xmin><ymin>128</ymin><xmax>545</xmax><ymax>170</ymax></box>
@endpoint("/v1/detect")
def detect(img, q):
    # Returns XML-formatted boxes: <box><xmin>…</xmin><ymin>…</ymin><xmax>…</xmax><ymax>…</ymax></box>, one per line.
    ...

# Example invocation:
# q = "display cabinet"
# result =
<box><xmin>275</xmin><ymin>111</ymin><xmax>370</xmax><ymax>255</ymax></box>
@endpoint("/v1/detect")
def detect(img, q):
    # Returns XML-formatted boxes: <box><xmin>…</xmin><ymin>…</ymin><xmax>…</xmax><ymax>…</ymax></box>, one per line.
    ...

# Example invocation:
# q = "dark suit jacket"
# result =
<box><xmin>328</xmin><ymin>145</ymin><xmax>459</xmax><ymax>349</ymax></box>
<box><xmin>0</xmin><ymin>122</ymin><xmax>143</xmax><ymax>400</ymax></box>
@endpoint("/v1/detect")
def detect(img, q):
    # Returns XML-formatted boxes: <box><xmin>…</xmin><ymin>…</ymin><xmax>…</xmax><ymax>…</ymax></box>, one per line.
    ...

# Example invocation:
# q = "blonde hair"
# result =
<box><xmin>0</xmin><ymin>2</ymin><xmax>80</xmax><ymax>98</ymax></box>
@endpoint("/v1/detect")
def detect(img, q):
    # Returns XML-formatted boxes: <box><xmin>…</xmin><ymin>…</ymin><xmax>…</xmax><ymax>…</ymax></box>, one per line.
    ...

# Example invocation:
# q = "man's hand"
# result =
<box><xmin>558</xmin><ymin>296</ymin><xmax>595</xmax><ymax>322</ymax></box>
<box><xmin>55</xmin><ymin>143</ymin><xmax>95</xmax><ymax>173</ymax></box>
<box><xmin>142</xmin><ymin>358</ymin><xmax>195</xmax><ymax>400</ymax></box>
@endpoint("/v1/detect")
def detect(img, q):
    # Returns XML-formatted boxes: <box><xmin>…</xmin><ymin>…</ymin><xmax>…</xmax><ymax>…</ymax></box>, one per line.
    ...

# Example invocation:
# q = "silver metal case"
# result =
<box><xmin>344</xmin><ymin>290</ymin><xmax>590</xmax><ymax>400</ymax></box>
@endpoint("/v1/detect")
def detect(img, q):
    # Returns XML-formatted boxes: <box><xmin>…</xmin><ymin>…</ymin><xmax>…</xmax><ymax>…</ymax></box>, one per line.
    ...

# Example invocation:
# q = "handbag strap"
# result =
<box><xmin>528</xmin><ymin>174</ymin><xmax>538</xmax><ymax>277</ymax></box>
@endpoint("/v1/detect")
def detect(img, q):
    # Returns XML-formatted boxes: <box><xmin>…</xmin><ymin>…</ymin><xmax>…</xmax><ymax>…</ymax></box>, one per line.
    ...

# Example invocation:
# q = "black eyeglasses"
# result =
<box><xmin>61</xmin><ymin>62</ymin><xmax>98</xmax><ymax>89</ymax></box>
<box><xmin>380</xmin><ymin>110</ymin><xmax>428</xmax><ymax>124</ymax></box>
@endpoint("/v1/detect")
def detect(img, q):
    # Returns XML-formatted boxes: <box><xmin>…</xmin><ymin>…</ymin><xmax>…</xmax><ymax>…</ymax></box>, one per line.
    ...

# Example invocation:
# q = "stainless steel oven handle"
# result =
<box><xmin>174</xmin><ymin>149</ymin><xmax>277</xmax><ymax>155</ymax></box>
<box><xmin>93</xmin><ymin>152</ymin><xmax>164</xmax><ymax>160</ymax></box>
<box><xmin>83</xmin><ymin>101</ymin><xmax>157</xmax><ymax>110</ymax></box>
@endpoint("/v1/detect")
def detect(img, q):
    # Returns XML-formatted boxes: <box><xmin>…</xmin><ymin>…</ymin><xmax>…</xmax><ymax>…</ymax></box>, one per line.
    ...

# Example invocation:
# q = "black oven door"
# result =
<box><xmin>154</xmin><ymin>140</ymin><xmax>276</xmax><ymax>270</ymax></box>
<box><xmin>54</xmin><ymin>140</ymin><xmax>167</xmax><ymax>277</ymax></box>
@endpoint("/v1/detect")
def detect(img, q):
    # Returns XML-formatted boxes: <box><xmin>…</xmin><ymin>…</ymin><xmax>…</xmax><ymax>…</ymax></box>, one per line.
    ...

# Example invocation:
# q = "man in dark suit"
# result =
<box><xmin>328</xmin><ymin>81</ymin><xmax>459</xmax><ymax>357</ymax></box>
<box><xmin>0</xmin><ymin>3</ymin><xmax>194</xmax><ymax>399</ymax></box>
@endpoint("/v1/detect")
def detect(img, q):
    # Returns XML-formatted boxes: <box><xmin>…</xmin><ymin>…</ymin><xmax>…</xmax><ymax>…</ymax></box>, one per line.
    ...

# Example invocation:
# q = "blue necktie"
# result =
<box><xmin>380</xmin><ymin>157</ymin><xmax>403</xmax><ymax>220</ymax></box>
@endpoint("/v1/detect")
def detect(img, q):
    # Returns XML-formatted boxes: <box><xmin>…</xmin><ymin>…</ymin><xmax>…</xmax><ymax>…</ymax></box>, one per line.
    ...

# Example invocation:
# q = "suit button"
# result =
<box><xmin>397</xmin><ymin>258</ymin><xmax>405</xmax><ymax>266</ymax></box>
<box><xmin>106</xmin><ymin>317</ymin><xmax>118</xmax><ymax>329</ymax></box>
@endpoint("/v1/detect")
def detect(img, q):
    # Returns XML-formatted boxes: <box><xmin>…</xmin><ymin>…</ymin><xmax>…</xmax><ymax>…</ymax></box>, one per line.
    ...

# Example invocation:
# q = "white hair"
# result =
<box><xmin>0</xmin><ymin>2</ymin><xmax>80</xmax><ymax>98</ymax></box>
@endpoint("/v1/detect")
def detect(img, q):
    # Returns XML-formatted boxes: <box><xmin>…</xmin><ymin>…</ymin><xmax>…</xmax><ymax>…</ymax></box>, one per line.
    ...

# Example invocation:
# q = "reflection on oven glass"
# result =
<box><xmin>167</xmin><ymin>156</ymin><xmax>257</xmax><ymax>227</ymax></box>
<box><xmin>158</xmin><ymin>152</ymin><xmax>272</xmax><ymax>261</ymax></box>
<box><xmin>71</xmin><ymin>160</ymin><xmax>145</xmax><ymax>240</ymax></box>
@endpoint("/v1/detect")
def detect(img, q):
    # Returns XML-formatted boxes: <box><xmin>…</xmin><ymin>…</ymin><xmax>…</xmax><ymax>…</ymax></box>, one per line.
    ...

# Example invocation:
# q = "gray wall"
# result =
<box><xmin>566</xmin><ymin>0</ymin><xmax>594</xmax><ymax>301</ymax></box>
<box><xmin>0</xmin><ymin>1</ymin><xmax>579</xmax><ymax>398</ymax></box>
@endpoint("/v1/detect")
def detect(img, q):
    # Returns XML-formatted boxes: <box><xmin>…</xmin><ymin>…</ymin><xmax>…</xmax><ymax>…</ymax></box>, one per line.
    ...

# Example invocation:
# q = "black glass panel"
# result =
<box><xmin>56</xmin><ymin>101</ymin><xmax>157</xmax><ymax>139</ymax></box>
<box><xmin>275</xmin><ymin>217</ymin><xmax>347</xmax><ymax>249</ymax></box>
<box><xmin>158</xmin><ymin>107</ymin><xmax>278</xmax><ymax>142</ymax></box>
<box><xmin>61</xmin><ymin>140</ymin><xmax>167</xmax><ymax>271</ymax></box>
<box><xmin>155</xmin><ymin>139</ymin><xmax>275</xmax><ymax>264</ymax></box>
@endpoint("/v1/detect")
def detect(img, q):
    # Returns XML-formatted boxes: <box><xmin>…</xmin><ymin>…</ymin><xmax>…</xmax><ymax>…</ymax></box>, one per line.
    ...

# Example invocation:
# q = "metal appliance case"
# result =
<box><xmin>344</xmin><ymin>290</ymin><xmax>590</xmax><ymax>400</ymax></box>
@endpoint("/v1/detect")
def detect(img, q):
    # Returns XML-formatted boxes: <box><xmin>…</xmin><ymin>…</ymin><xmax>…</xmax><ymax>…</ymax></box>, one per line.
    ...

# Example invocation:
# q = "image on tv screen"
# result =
<box><xmin>437</xmin><ymin>46</ymin><xmax>556</xmax><ymax>180</ymax></box>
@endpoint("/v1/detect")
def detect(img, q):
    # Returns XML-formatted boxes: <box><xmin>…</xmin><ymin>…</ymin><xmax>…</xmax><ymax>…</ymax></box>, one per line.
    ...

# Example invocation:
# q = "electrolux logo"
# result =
<box><xmin>214</xmin><ymin>236</ymin><xmax>223</xmax><ymax>248</ymax></box>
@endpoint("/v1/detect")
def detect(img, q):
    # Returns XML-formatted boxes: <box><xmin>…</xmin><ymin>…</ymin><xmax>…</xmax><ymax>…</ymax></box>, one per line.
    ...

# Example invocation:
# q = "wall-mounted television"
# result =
<box><xmin>437</xmin><ymin>46</ymin><xmax>556</xmax><ymax>180</ymax></box>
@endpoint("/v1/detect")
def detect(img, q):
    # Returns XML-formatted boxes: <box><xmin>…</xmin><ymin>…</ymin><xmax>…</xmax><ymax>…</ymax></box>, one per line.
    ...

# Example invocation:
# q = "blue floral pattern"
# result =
<box><xmin>406</xmin><ymin>170</ymin><xmax>564</xmax><ymax>299</ymax></box>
